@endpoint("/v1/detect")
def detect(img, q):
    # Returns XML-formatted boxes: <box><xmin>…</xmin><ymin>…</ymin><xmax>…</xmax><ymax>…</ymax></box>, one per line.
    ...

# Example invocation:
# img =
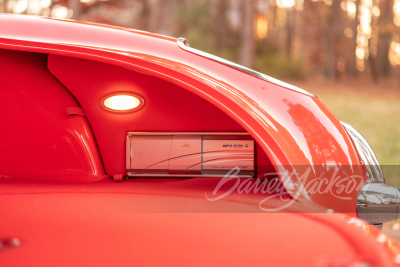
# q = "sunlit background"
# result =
<box><xmin>1</xmin><ymin>0</ymin><xmax>400</xmax><ymax>236</ymax></box>
<box><xmin>2</xmin><ymin>0</ymin><xmax>400</xmax><ymax>78</ymax></box>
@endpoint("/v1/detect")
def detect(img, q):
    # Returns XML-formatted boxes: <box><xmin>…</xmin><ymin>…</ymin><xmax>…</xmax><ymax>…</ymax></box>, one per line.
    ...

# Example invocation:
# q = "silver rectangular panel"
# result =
<box><xmin>202</xmin><ymin>138</ymin><xmax>254</xmax><ymax>175</ymax></box>
<box><xmin>130</xmin><ymin>135</ymin><xmax>173</xmax><ymax>173</ymax></box>
<box><xmin>169</xmin><ymin>135</ymin><xmax>202</xmax><ymax>174</ymax></box>
<box><xmin>127</xmin><ymin>132</ymin><xmax>254</xmax><ymax>178</ymax></box>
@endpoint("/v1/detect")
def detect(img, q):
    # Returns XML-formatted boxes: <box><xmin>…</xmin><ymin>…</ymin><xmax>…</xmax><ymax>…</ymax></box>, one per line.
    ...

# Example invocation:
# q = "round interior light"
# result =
<box><xmin>101</xmin><ymin>93</ymin><xmax>144</xmax><ymax>112</ymax></box>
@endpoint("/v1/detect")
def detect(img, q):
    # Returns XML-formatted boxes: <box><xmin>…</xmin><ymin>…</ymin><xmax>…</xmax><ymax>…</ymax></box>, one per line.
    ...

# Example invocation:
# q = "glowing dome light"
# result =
<box><xmin>104</xmin><ymin>95</ymin><xmax>140</xmax><ymax>110</ymax></box>
<box><xmin>101</xmin><ymin>93</ymin><xmax>144</xmax><ymax>112</ymax></box>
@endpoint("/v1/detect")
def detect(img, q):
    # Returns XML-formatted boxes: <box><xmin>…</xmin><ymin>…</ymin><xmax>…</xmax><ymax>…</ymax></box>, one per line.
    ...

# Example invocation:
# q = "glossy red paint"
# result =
<box><xmin>0</xmin><ymin>14</ymin><xmax>398</xmax><ymax>267</ymax></box>
<box><xmin>47</xmin><ymin>55</ymin><xmax>273</xmax><ymax>178</ymax></box>
<box><xmin>0</xmin><ymin>179</ymin><xmax>397</xmax><ymax>267</ymax></box>
<box><xmin>0</xmin><ymin>48</ymin><xmax>105</xmax><ymax>181</ymax></box>
<box><xmin>0</xmin><ymin>15</ymin><xmax>365</xmax><ymax>213</ymax></box>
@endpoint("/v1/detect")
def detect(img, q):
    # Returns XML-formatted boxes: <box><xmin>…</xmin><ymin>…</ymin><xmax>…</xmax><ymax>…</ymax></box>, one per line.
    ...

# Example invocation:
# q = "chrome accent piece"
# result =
<box><xmin>177</xmin><ymin>38</ymin><xmax>317</xmax><ymax>98</ymax></box>
<box><xmin>341</xmin><ymin>122</ymin><xmax>385</xmax><ymax>182</ymax></box>
<box><xmin>357</xmin><ymin>182</ymin><xmax>398</xmax><ymax>224</ymax></box>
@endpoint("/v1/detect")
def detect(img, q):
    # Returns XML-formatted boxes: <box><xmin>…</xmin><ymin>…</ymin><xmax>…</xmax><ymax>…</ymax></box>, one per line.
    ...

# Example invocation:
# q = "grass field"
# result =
<box><xmin>292</xmin><ymin>78</ymin><xmax>400</xmax><ymax>186</ymax></box>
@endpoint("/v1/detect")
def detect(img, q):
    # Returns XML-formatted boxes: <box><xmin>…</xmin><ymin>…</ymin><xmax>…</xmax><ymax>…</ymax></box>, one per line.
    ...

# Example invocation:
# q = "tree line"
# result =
<box><xmin>2</xmin><ymin>0</ymin><xmax>399</xmax><ymax>81</ymax></box>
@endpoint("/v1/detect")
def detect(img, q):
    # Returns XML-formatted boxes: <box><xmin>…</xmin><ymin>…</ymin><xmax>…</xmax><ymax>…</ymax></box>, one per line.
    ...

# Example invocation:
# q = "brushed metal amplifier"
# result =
<box><xmin>126</xmin><ymin>132</ymin><xmax>254</xmax><ymax>177</ymax></box>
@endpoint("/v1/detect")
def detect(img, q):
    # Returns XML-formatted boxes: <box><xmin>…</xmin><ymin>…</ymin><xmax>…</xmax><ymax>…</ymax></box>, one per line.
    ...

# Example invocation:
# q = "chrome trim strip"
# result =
<box><xmin>341</xmin><ymin>122</ymin><xmax>385</xmax><ymax>183</ymax></box>
<box><xmin>177</xmin><ymin>37</ymin><xmax>317</xmax><ymax>98</ymax></box>
<box><xmin>357</xmin><ymin>182</ymin><xmax>399</xmax><ymax>224</ymax></box>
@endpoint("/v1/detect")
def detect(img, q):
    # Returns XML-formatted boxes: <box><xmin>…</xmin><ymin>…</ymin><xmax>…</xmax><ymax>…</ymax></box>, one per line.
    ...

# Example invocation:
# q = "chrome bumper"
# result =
<box><xmin>357</xmin><ymin>182</ymin><xmax>400</xmax><ymax>225</ymax></box>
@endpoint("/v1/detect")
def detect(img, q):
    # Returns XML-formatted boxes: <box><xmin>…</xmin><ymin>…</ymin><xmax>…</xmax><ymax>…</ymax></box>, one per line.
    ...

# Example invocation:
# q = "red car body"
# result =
<box><xmin>0</xmin><ymin>14</ymin><xmax>399</xmax><ymax>266</ymax></box>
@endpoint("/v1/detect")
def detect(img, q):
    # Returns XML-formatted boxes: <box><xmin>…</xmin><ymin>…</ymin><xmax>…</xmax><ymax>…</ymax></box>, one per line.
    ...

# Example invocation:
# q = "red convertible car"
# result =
<box><xmin>0</xmin><ymin>14</ymin><xmax>399</xmax><ymax>266</ymax></box>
